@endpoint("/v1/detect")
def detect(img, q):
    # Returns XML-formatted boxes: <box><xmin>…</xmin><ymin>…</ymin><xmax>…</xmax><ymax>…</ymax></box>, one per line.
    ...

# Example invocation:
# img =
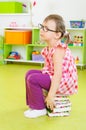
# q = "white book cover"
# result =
<box><xmin>55</xmin><ymin>102</ymin><xmax>71</xmax><ymax>108</ymax></box>
<box><xmin>54</xmin><ymin>97</ymin><xmax>70</xmax><ymax>101</ymax></box>
<box><xmin>48</xmin><ymin>111</ymin><xmax>70</xmax><ymax>117</ymax></box>
<box><xmin>54</xmin><ymin>100</ymin><xmax>71</xmax><ymax>105</ymax></box>
<box><xmin>53</xmin><ymin>106</ymin><xmax>71</xmax><ymax>113</ymax></box>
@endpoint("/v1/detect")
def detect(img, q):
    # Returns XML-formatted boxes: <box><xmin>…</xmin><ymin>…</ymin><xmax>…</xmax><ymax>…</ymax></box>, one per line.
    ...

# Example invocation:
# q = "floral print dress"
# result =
<box><xmin>41</xmin><ymin>41</ymin><xmax>78</xmax><ymax>96</ymax></box>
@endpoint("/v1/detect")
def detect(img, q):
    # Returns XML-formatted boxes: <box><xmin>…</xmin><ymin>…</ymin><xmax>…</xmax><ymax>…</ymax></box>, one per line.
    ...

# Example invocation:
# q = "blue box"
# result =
<box><xmin>70</xmin><ymin>20</ymin><xmax>85</xmax><ymax>28</ymax></box>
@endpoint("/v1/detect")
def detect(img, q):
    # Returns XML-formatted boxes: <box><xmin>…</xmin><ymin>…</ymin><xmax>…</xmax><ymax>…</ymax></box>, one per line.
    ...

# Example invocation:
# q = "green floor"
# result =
<box><xmin>0</xmin><ymin>63</ymin><xmax>86</xmax><ymax>130</ymax></box>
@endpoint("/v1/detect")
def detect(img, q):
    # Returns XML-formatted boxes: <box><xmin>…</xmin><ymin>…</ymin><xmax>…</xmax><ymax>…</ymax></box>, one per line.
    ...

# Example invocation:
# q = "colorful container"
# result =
<box><xmin>5</xmin><ymin>29</ymin><xmax>32</xmax><ymax>45</ymax></box>
<box><xmin>32</xmin><ymin>54</ymin><xmax>44</xmax><ymax>61</ymax></box>
<box><xmin>0</xmin><ymin>2</ymin><xmax>22</xmax><ymax>13</ymax></box>
<box><xmin>70</xmin><ymin>20</ymin><xmax>85</xmax><ymax>28</ymax></box>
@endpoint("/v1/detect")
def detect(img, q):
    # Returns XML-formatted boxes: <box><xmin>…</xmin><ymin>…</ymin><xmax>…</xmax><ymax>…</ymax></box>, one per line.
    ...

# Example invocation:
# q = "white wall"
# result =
<box><xmin>32</xmin><ymin>0</ymin><xmax>86</xmax><ymax>27</ymax></box>
<box><xmin>0</xmin><ymin>0</ymin><xmax>86</xmax><ymax>27</ymax></box>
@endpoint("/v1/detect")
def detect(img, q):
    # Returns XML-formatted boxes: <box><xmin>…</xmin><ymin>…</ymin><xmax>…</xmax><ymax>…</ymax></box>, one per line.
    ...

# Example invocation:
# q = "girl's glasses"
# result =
<box><xmin>38</xmin><ymin>24</ymin><xmax>57</xmax><ymax>32</ymax></box>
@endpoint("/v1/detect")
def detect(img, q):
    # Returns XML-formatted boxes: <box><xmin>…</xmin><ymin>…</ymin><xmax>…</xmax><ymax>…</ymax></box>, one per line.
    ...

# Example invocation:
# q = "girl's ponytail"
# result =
<box><xmin>63</xmin><ymin>31</ymin><xmax>72</xmax><ymax>44</ymax></box>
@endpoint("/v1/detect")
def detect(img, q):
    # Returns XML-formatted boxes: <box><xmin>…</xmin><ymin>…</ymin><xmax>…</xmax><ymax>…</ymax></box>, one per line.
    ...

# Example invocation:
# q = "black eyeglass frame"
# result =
<box><xmin>38</xmin><ymin>24</ymin><xmax>57</xmax><ymax>33</ymax></box>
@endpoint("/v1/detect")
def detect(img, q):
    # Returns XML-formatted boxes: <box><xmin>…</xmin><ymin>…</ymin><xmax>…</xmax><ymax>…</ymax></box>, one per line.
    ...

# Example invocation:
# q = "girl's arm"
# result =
<box><xmin>45</xmin><ymin>46</ymin><xmax>65</xmax><ymax>110</ymax></box>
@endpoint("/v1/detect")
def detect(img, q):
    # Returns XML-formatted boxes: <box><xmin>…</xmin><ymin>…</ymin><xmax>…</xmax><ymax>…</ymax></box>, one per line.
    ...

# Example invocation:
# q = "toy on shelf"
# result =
<box><xmin>9</xmin><ymin>21</ymin><xmax>18</xmax><ymax>27</ymax></box>
<box><xmin>7</xmin><ymin>51</ymin><xmax>21</xmax><ymax>60</ymax></box>
<box><xmin>75</xmin><ymin>56</ymin><xmax>79</xmax><ymax>64</ymax></box>
<box><xmin>32</xmin><ymin>51</ymin><xmax>44</xmax><ymax>61</ymax></box>
<box><xmin>73</xmin><ymin>35</ymin><xmax>83</xmax><ymax>46</ymax></box>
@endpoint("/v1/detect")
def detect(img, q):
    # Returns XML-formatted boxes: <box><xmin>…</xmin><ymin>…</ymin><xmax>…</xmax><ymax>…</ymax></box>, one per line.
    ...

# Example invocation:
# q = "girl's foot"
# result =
<box><xmin>24</xmin><ymin>108</ymin><xmax>47</xmax><ymax>118</ymax></box>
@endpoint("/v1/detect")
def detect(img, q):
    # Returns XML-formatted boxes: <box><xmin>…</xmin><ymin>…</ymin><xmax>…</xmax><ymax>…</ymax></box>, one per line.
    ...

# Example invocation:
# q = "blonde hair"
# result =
<box><xmin>44</xmin><ymin>14</ymin><xmax>71</xmax><ymax>44</ymax></box>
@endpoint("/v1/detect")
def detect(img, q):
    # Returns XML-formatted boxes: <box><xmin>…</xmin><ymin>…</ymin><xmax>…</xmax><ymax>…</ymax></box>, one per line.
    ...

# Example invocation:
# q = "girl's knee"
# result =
<box><xmin>27</xmin><ymin>73</ymin><xmax>41</xmax><ymax>86</ymax></box>
<box><xmin>25</xmin><ymin>70</ymin><xmax>41</xmax><ymax>81</ymax></box>
<box><xmin>27</xmin><ymin>74</ymin><xmax>35</xmax><ymax>84</ymax></box>
<box><xmin>25</xmin><ymin>70</ymin><xmax>34</xmax><ymax>80</ymax></box>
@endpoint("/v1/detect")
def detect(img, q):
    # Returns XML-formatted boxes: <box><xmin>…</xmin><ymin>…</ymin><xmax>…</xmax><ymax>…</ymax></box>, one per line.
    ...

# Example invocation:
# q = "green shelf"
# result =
<box><xmin>3</xmin><ymin>28</ymin><xmax>86</xmax><ymax>68</ymax></box>
<box><xmin>68</xmin><ymin>46</ymin><xmax>83</xmax><ymax>49</ymax></box>
<box><xmin>27</xmin><ymin>44</ymin><xmax>47</xmax><ymax>47</ymax></box>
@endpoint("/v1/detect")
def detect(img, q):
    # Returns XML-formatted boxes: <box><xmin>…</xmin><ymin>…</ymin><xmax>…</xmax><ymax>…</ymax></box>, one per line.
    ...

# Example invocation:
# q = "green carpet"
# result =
<box><xmin>0</xmin><ymin>64</ymin><xmax>86</xmax><ymax>130</ymax></box>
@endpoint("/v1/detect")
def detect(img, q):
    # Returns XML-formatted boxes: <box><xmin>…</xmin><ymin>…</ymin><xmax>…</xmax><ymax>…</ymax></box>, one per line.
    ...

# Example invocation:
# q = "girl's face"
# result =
<box><xmin>40</xmin><ymin>20</ymin><xmax>57</xmax><ymax>43</ymax></box>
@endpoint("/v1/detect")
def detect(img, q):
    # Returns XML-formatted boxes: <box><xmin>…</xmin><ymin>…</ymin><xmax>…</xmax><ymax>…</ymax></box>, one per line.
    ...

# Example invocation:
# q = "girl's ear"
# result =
<box><xmin>55</xmin><ymin>32</ymin><xmax>62</xmax><ymax>39</ymax></box>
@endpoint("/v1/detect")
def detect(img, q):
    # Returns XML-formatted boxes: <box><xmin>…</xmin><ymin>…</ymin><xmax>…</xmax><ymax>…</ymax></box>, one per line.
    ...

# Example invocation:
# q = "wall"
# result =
<box><xmin>31</xmin><ymin>0</ymin><xmax>86</xmax><ymax>27</ymax></box>
<box><xmin>0</xmin><ymin>0</ymin><xmax>86</xmax><ymax>28</ymax></box>
<box><xmin>0</xmin><ymin>0</ymin><xmax>85</xmax><ymax>61</ymax></box>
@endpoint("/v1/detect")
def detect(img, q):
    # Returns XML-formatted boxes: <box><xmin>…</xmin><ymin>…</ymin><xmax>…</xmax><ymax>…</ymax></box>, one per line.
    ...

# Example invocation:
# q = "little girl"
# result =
<box><xmin>24</xmin><ymin>14</ymin><xmax>78</xmax><ymax>118</ymax></box>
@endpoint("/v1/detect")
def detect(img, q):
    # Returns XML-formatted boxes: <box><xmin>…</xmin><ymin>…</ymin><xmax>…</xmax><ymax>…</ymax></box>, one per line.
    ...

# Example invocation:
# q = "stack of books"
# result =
<box><xmin>48</xmin><ymin>95</ymin><xmax>71</xmax><ymax>117</ymax></box>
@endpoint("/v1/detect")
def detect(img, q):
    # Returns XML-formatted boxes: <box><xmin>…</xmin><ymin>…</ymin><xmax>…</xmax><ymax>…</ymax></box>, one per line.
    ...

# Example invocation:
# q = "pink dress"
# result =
<box><xmin>41</xmin><ymin>41</ymin><xmax>78</xmax><ymax>96</ymax></box>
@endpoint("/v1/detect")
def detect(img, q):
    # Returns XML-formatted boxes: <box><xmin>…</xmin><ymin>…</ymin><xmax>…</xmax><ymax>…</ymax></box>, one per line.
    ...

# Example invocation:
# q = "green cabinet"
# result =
<box><xmin>67</xmin><ymin>28</ymin><xmax>86</xmax><ymax>68</ymax></box>
<box><xmin>4</xmin><ymin>28</ymin><xmax>46</xmax><ymax>64</ymax></box>
<box><xmin>0</xmin><ymin>36</ymin><xmax>4</xmax><ymax>64</ymax></box>
<box><xmin>26</xmin><ymin>28</ymin><xmax>46</xmax><ymax>63</ymax></box>
<box><xmin>27</xmin><ymin>28</ymin><xmax>86</xmax><ymax>67</ymax></box>
<box><xmin>4</xmin><ymin>27</ymin><xmax>86</xmax><ymax>68</ymax></box>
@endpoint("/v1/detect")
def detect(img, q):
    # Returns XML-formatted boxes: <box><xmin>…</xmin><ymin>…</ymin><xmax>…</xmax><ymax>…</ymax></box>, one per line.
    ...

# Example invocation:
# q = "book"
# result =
<box><xmin>53</xmin><ymin>106</ymin><xmax>71</xmax><ymax>113</ymax></box>
<box><xmin>47</xmin><ymin>95</ymin><xmax>71</xmax><ymax>117</ymax></box>
<box><xmin>48</xmin><ymin>111</ymin><xmax>70</xmax><ymax>117</ymax></box>
<box><xmin>55</xmin><ymin>102</ymin><xmax>71</xmax><ymax>108</ymax></box>
<box><xmin>54</xmin><ymin>96</ymin><xmax>70</xmax><ymax>101</ymax></box>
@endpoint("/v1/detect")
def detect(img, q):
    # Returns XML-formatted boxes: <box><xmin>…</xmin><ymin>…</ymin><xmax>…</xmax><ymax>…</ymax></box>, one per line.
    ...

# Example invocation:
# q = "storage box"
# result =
<box><xmin>5</xmin><ymin>29</ymin><xmax>32</xmax><ymax>45</ymax></box>
<box><xmin>0</xmin><ymin>2</ymin><xmax>22</xmax><ymax>13</ymax></box>
<box><xmin>32</xmin><ymin>54</ymin><xmax>44</xmax><ymax>61</ymax></box>
<box><xmin>70</xmin><ymin>20</ymin><xmax>85</xmax><ymax>28</ymax></box>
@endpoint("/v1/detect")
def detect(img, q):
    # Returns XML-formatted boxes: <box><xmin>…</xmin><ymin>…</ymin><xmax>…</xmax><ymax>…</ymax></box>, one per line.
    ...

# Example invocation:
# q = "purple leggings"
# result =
<box><xmin>25</xmin><ymin>69</ymin><xmax>51</xmax><ymax>110</ymax></box>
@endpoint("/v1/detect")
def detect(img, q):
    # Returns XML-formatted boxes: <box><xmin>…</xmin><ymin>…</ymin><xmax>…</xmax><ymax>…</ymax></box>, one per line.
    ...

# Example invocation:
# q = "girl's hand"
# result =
<box><xmin>45</xmin><ymin>95</ymin><xmax>55</xmax><ymax>111</ymax></box>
